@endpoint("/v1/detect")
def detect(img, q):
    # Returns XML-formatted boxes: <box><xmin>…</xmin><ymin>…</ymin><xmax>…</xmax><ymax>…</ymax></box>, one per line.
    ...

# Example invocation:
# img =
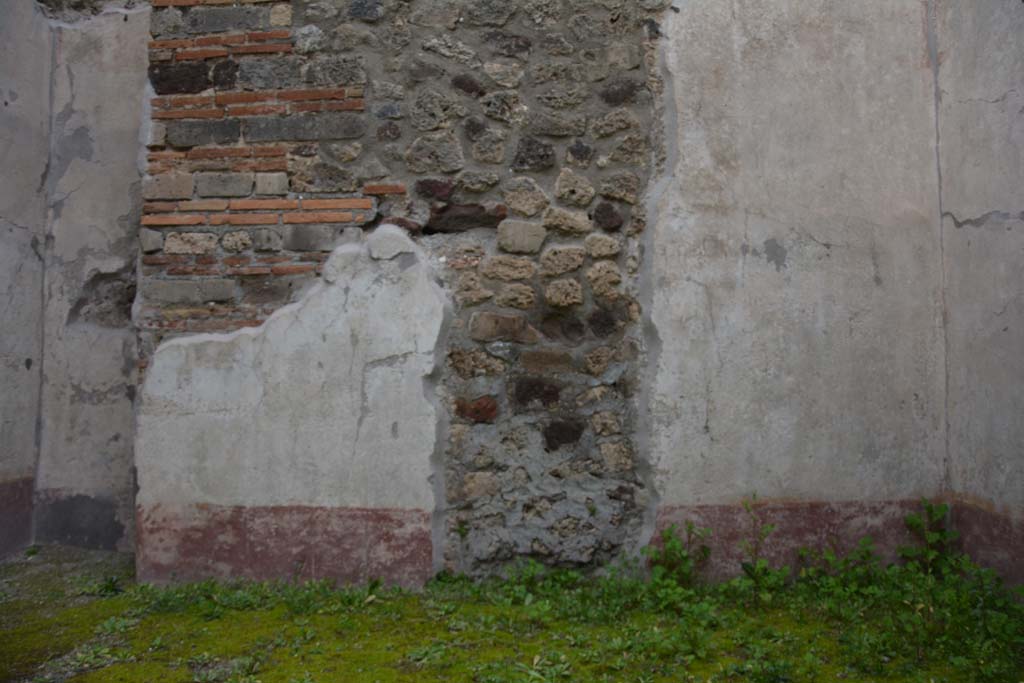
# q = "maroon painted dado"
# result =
<box><xmin>952</xmin><ymin>501</ymin><xmax>1024</xmax><ymax>586</ymax></box>
<box><xmin>655</xmin><ymin>500</ymin><xmax>923</xmax><ymax>580</ymax></box>
<box><xmin>136</xmin><ymin>504</ymin><xmax>432</xmax><ymax>588</ymax></box>
<box><xmin>657</xmin><ymin>499</ymin><xmax>1024</xmax><ymax>585</ymax></box>
<box><xmin>0</xmin><ymin>477</ymin><xmax>33</xmax><ymax>557</ymax></box>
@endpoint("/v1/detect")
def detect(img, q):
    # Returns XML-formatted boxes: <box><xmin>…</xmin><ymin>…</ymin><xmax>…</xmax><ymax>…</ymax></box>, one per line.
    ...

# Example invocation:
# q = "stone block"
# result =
<box><xmin>495</xmin><ymin>283</ymin><xmax>536</xmax><ymax>309</ymax></box>
<box><xmin>148</xmin><ymin>62</ymin><xmax>210</xmax><ymax>95</ymax></box>
<box><xmin>141</xmin><ymin>279</ymin><xmax>235</xmax><ymax>304</ymax></box>
<box><xmin>455</xmin><ymin>396</ymin><xmax>499</xmax><ymax>423</ymax></box>
<box><xmin>527</xmin><ymin>111</ymin><xmax>587</xmax><ymax>137</ymax></box>
<box><xmin>469</xmin><ymin>312</ymin><xmax>539</xmax><ymax>343</ymax></box>
<box><xmin>584</xmin><ymin>234</ymin><xmax>621</xmax><ymax>258</ymax></box>
<box><xmin>147</xmin><ymin>122</ymin><xmax>167</xmax><ymax>148</ymax></box>
<box><xmin>512</xmin><ymin>136</ymin><xmax>555</xmax><ymax>171</ymax></box>
<box><xmin>269</xmin><ymin>3</ymin><xmax>292</xmax><ymax>26</ymax></box>
<box><xmin>521</xmin><ymin>350</ymin><xmax>572</xmax><ymax>374</ymax></box>
<box><xmin>255</xmin><ymin>172</ymin><xmax>289</xmax><ymax>196</ymax></box>
<box><xmin>497</xmin><ymin>220</ymin><xmax>547</xmax><ymax>254</ymax></box>
<box><xmin>554</xmin><ymin>168</ymin><xmax>596</xmax><ymax>207</ymax></box>
<box><xmin>244</xmin><ymin>113</ymin><xmax>366</xmax><ymax>142</ymax></box>
<box><xmin>143</xmin><ymin>173</ymin><xmax>193</xmax><ymax>200</ymax></box>
<box><xmin>480</xmin><ymin>256</ymin><xmax>537</xmax><ymax>281</ymax></box>
<box><xmin>183</xmin><ymin>6</ymin><xmax>269</xmax><ymax>35</ymax></box>
<box><xmin>545</xmin><ymin>279</ymin><xmax>584</xmax><ymax>307</ymax></box>
<box><xmin>425</xmin><ymin>203</ymin><xmax>506</xmax><ymax>234</ymax></box>
<box><xmin>139</xmin><ymin>228</ymin><xmax>164</xmax><ymax>253</ymax></box>
<box><xmin>305</xmin><ymin>55</ymin><xmax>367</xmax><ymax>86</ymax></box>
<box><xmin>283</xmin><ymin>225</ymin><xmax>337</xmax><ymax>252</ymax></box>
<box><xmin>542</xmin><ymin>207</ymin><xmax>592</xmax><ymax>235</ymax></box>
<box><xmin>166</xmin><ymin>119</ymin><xmax>242</xmax><ymax>148</ymax></box>
<box><xmin>540</xmin><ymin>247</ymin><xmax>586</xmax><ymax>276</ymax></box>
<box><xmin>196</xmin><ymin>172</ymin><xmax>255</xmax><ymax>198</ymax></box>
<box><xmin>502</xmin><ymin>177</ymin><xmax>549</xmax><ymax>216</ymax></box>
<box><xmin>405</xmin><ymin>130</ymin><xmax>466</xmax><ymax>174</ymax></box>
<box><xmin>237</xmin><ymin>56</ymin><xmax>305</xmax><ymax>90</ymax></box>
<box><xmin>252</xmin><ymin>228</ymin><xmax>283</xmax><ymax>252</ymax></box>
<box><xmin>462</xmin><ymin>472</ymin><xmax>499</xmax><ymax>499</ymax></box>
<box><xmin>164</xmin><ymin>232</ymin><xmax>219</xmax><ymax>255</ymax></box>
<box><xmin>222</xmin><ymin>231</ymin><xmax>253</xmax><ymax>252</ymax></box>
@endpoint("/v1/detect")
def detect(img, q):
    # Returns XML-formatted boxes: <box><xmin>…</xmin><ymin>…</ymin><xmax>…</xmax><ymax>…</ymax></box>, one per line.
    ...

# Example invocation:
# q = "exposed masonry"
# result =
<box><xmin>140</xmin><ymin>0</ymin><xmax>671</xmax><ymax>574</ymax></box>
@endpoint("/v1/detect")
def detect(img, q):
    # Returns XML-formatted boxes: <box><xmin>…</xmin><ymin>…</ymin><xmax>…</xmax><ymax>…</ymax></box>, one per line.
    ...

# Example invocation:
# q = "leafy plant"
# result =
<box><xmin>898</xmin><ymin>498</ymin><xmax>959</xmax><ymax>575</ymax></box>
<box><xmin>735</xmin><ymin>496</ymin><xmax>790</xmax><ymax>604</ymax></box>
<box><xmin>644</xmin><ymin>521</ymin><xmax>711</xmax><ymax>588</ymax></box>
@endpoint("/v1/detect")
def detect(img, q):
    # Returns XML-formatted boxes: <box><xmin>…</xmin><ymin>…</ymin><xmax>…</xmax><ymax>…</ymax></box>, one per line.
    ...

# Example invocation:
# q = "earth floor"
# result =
<box><xmin>1</xmin><ymin>545</ymin><xmax>1021</xmax><ymax>683</ymax></box>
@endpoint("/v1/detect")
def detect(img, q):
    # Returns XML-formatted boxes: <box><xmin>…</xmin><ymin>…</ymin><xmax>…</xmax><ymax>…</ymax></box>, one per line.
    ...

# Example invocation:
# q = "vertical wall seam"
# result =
<box><xmin>30</xmin><ymin>10</ymin><xmax>60</xmax><ymax>544</ymax></box>
<box><xmin>925</xmin><ymin>0</ymin><xmax>951</xmax><ymax>499</ymax></box>
<box><xmin>636</xmin><ymin>9</ymin><xmax>680</xmax><ymax>554</ymax></box>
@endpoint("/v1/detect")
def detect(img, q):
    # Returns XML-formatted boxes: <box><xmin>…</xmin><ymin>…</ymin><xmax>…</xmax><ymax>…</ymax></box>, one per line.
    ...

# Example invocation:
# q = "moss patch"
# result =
<box><xmin>2</xmin><ymin>545</ymin><xmax>1022</xmax><ymax>683</ymax></box>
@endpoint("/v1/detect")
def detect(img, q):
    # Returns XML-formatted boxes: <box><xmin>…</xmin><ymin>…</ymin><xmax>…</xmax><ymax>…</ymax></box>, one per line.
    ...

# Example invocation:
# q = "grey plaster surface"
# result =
<box><xmin>0</xmin><ymin>0</ymin><xmax>51</xmax><ymax>486</ymax></box>
<box><xmin>939</xmin><ymin>0</ymin><xmax>1024</xmax><ymax>513</ymax></box>
<box><xmin>648</xmin><ymin>0</ymin><xmax>948</xmax><ymax>508</ymax></box>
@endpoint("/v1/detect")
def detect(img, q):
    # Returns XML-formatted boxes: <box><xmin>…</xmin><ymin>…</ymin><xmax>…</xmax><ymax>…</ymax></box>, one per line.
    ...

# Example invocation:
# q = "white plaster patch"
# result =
<box><xmin>136</xmin><ymin>232</ymin><xmax>449</xmax><ymax>511</ymax></box>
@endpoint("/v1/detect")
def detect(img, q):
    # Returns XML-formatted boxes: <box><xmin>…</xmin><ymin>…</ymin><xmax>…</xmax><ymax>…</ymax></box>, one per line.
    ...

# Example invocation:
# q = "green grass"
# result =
<box><xmin>2</xmin><ymin>505</ymin><xmax>1022</xmax><ymax>683</ymax></box>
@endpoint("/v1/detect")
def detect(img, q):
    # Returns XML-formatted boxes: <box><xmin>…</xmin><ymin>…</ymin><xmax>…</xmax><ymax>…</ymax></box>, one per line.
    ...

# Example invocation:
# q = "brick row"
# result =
<box><xmin>152</xmin><ymin>88</ymin><xmax>362</xmax><ymax>111</ymax></box>
<box><xmin>141</xmin><ymin>209</ymin><xmax>372</xmax><ymax>227</ymax></box>
<box><xmin>152</xmin><ymin>0</ymin><xmax>279</xmax><ymax>7</ymax></box>
<box><xmin>143</xmin><ymin>197</ymin><xmax>374</xmax><ymax>213</ymax></box>
<box><xmin>143</xmin><ymin>257</ymin><xmax>323</xmax><ymax>276</ymax></box>
<box><xmin>147</xmin><ymin>158</ymin><xmax>291</xmax><ymax>174</ymax></box>
<box><xmin>151</xmin><ymin>99</ymin><xmax>363</xmax><ymax>121</ymax></box>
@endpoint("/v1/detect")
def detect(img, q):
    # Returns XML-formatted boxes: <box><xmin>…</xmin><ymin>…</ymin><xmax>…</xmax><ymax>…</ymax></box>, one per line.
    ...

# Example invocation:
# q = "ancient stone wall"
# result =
<box><xmin>3</xmin><ymin>0</ymin><xmax>1022</xmax><ymax>586</ymax></box>
<box><xmin>137</xmin><ymin>0</ymin><xmax>671</xmax><ymax>577</ymax></box>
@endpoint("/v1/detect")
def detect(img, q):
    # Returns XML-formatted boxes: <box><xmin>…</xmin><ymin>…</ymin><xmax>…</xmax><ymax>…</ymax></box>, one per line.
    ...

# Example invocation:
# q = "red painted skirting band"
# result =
<box><xmin>951</xmin><ymin>502</ymin><xmax>1024</xmax><ymax>586</ymax></box>
<box><xmin>657</xmin><ymin>500</ymin><xmax>925</xmax><ymax>580</ymax></box>
<box><xmin>657</xmin><ymin>499</ymin><xmax>1023</xmax><ymax>585</ymax></box>
<box><xmin>136</xmin><ymin>503</ymin><xmax>432</xmax><ymax>588</ymax></box>
<box><xmin>0</xmin><ymin>477</ymin><xmax>34</xmax><ymax>557</ymax></box>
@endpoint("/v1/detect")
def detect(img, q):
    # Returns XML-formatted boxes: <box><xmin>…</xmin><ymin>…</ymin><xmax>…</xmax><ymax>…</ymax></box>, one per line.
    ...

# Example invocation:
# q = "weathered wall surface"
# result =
<box><xmin>135</xmin><ymin>0</ymin><xmax>671</xmax><ymax>577</ymax></box>
<box><xmin>32</xmin><ymin>7</ymin><xmax>149</xmax><ymax>552</ymax></box>
<box><xmin>4</xmin><ymin>0</ymin><xmax>1020</xmax><ymax>580</ymax></box>
<box><xmin>0</xmin><ymin>0</ymin><xmax>51</xmax><ymax>556</ymax></box>
<box><xmin>648</xmin><ymin>0</ymin><xmax>947</xmax><ymax>573</ymax></box>
<box><xmin>136</xmin><ymin>228</ymin><xmax>446</xmax><ymax>586</ymax></box>
<box><xmin>938</xmin><ymin>0</ymin><xmax>1024</xmax><ymax>581</ymax></box>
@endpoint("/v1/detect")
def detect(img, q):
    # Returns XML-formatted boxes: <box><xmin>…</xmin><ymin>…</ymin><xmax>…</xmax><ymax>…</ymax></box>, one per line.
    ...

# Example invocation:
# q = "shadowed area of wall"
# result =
<box><xmin>0</xmin><ymin>0</ymin><xmax>53</xmax><ymax>556</ymax></box>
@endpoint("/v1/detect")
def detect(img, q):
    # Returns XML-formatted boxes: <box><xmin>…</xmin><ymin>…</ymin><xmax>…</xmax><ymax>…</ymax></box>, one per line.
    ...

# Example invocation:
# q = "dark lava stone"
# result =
<box><xmin>541</xmin><ymin>314</ymin><xmax>585</xmax><ymax>344</ymax></box>
<box><xmin>376</xmin><ymin>121</ymin><xmax>402</xmax><ymax>141</ymax></box>
<box><xmin>512</xmin><ymin>137</ymin><xmax>556</xmax><ymax>172</ymax></box>
<box><xmin>416</xmin><ymin>178</ymin><xmax>456</xmax><ymax>201</ymax></box>
<box><xmin>424</xmin><ymin>204</ymin><xmax>508</xmax><ymax>234</ymax></box>
<box><xmin>588</xmin><ymin>309</ymin><xmax>620</xmax><ymax>338</ymax></box>
<box><xmin>599</xmin><ymin>78</ymin><xmax>642</xmax><ymax>106</ymax></box>
<box><xmin>593</xmin><ymin>202</ymin><xmax>624</xmax><ymax>231</ymax></box>
<box><xmin>543</xmin><ymin>419</ymin><xmax>585</xmax><ymax>451</ymax></box>
<box><xmin>513</xmin><ymin>378</ymin><xmax>561</xmax><ymax>407</ymax></box>
<box><xmin>567</xmin><ymin>139</ymin><xmax>594</xmax><ymax>166</ymax></box>
<box><xmin>211</xmin><ymin>60</ymin><xmax>238</xmax><ymax>90</ymax></box>
<box><xmin>485</xmin><ymin>31</ymin><xmax>532</xmax><ymax>59</ymax></box>
<box><xmin>349</xmin><ymin>0</ymin><xmax>385</xmax><ymax>22</ymax></box>
<box><xmin>464</xmin><ymin>117</ymin><xmax>488</xmax><ymax>142</ymax></box>
<box><xmin>149</xmin><ymin>62</ymin><xmax>210</xmax><ymax>95</ymax></box>
<box><xmin>452</xmin><ymin>74</ymin><xmax>487</xmax><ymax>97</ymax></box>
